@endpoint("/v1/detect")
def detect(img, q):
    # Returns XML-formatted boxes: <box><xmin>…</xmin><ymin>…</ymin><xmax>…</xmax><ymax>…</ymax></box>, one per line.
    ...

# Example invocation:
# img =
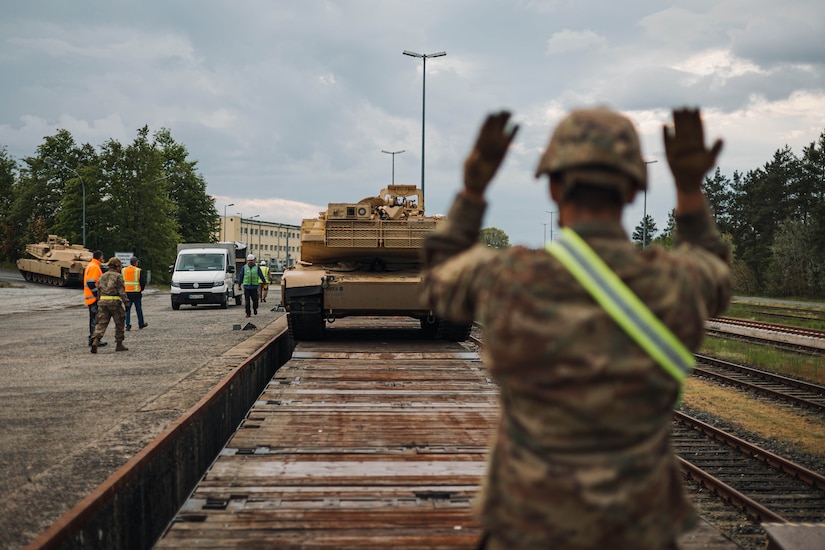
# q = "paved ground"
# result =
<box><xmin>0</xmin><ymin>269</ymin><xmax>285</xmax><ymax>549</ymax></box>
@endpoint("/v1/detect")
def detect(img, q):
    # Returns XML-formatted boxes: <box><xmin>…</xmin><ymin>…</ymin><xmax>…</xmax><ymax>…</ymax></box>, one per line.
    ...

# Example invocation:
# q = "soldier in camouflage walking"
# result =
<box><xmin>421</xmin><ymin>107</ymin><xmax>731</xmax><ymax>549</ymax></box>
<box><xmin>91</xmin><ymin>257</ymin><xmax>130</xmax><ymax>353</ymax></box>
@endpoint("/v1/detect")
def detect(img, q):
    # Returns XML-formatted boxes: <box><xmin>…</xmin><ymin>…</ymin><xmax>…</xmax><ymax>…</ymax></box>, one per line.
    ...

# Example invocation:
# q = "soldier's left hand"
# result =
<box><xmin>464</xmin><ymin>111</ymin><xmax>519</xmax><ymax>197</ymax></box>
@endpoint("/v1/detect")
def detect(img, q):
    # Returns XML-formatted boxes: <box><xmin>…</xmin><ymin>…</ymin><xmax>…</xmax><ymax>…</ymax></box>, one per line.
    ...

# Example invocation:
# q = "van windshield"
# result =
<box><xmin>175</xmin><ymin>253</ymin><xmax>225</xmax><ymax>271</ymax></box>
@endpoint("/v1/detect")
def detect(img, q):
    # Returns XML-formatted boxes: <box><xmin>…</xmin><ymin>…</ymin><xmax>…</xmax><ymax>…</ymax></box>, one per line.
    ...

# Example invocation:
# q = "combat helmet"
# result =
<box><xmin>535</xmin><ymin>107</ymin><xmax>647</xmax><ymax>202</ymax></box>
<box><xmin>107</xmin><ymin>257</ymin><xmax>123</xmax><ymax>269</ymax></box>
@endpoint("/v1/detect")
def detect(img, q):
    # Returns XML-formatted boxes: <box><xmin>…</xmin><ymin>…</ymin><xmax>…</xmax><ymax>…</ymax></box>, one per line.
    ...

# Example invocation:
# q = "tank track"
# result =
<box><xmin>18</xmin><ymin>269</ymin><xmax>79</xmax><ymax>287</ymax></box>
<box><xmin>287</xmin><ymin>296</ymin><xmax>326</xmax><ymax>341</ymax></box>
<box><xmin>436</xmin><ymin>319</ymin><xmax>472</xmax><ymax>342</ymax></box>
<box><xmin>420</xmin><ymin>317</ymin><xmax>471</xmax><ymax>342</ymax></box>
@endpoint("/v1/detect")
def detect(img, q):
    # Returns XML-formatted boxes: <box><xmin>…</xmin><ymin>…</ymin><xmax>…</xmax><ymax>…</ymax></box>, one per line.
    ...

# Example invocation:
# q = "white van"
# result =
<box><xmin>170</xmin><ymin>243</ymin><xmax>242</xmax><ymax>310</ymax></box>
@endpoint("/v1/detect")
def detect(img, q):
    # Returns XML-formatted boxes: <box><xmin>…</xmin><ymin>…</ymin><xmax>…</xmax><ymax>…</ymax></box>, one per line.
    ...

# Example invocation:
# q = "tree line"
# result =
<box><xmin>632</xmin><ymin>127</ymin><xmax>825</xmax><ymax>298</ymax></box>
<box><xmin>0</xmin><ymin>126</ymin><xmax>218</xmax><ymax>284</ymax></box>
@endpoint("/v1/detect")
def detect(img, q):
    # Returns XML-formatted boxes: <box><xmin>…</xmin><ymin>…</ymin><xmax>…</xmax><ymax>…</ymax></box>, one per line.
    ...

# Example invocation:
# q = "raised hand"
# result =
<box><xmin>663</xmin><ymin>108</ymin><xmax>723</xmax><ymax>193</ymax></box>
<box><xmin>464</xmin><ymin>111</ymin><xmax>519</xmax><ymax>197</ymax></box>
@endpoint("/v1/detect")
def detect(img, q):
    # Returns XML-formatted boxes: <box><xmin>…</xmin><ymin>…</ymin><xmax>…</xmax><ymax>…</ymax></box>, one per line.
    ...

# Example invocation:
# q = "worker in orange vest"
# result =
<box><xmin>123</xmin><ymin>256</ymin><xmax>148</xmax><ymax>330</ymax></box>
<box><xmin>83</xmin><ymin>250</ymin><xmax>107</xmax><ymax>347</ymax></box>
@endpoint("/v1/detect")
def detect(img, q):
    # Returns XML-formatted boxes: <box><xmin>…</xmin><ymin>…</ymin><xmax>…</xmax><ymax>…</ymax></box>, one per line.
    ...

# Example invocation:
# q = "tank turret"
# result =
<box><xmin>281</xmin><ymin>185</ymin><xmax>471</xmax><ymax>342</ymax></box>
<box><xmin>16</xmin><ymin>235</ymin><xmax>92</xmax><ymax>286</ymax></box>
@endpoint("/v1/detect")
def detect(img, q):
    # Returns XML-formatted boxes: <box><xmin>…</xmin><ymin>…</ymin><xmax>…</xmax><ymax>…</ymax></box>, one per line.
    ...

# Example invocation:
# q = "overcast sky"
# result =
<box><xmin>2</xmin><ymin>1</ymin><xmax>824</xmax><ymax>247</ymax></box>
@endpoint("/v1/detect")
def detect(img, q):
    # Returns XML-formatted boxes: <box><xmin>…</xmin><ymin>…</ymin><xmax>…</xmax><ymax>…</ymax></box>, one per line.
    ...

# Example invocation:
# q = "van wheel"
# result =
<box><xmin>234</xmin><ymin>295</ymin><xmax>242</xmax><ymax>306</ymax></box>
<box><xmin>220</xmin><ymin>293</ymin><xmax>228</xmax><ymax>309</ymax></box>
<box><xmin>171</xmin><ymin>300</ymin><xmax>180</xmax><ymax>311</ymax></box>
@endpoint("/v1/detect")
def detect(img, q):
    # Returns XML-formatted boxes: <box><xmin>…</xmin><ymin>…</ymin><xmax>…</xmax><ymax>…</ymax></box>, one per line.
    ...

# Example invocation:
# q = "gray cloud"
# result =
<box><xmin>2</xmin><ymin>1</ymin><xmax>824</xmax><ymax>247</ymax></box>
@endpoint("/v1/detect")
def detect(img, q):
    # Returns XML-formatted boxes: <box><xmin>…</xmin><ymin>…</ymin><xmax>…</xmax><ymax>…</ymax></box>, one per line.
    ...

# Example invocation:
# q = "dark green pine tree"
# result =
<box><xmin>632</xmin><ymin>214</ymin><xmax>657</xmax><ymax>248</ymax></box>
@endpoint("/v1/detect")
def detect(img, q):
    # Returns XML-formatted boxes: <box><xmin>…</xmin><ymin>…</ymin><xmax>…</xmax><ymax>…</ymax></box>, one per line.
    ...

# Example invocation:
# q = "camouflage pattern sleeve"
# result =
<box><xmin>421</xmin><ymin>193</ymin><xmax>499</xmax><ymax>324</ymax></box>
<box><xmin>423</xmin><ymin>193</ymin><xmax>487</xmax><ymax>266</ymax></box>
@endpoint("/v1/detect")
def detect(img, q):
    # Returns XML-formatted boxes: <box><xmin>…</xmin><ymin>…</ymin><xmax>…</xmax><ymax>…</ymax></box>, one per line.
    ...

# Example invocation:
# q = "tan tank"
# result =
<box><xmin>281</xmin><ymin>184</ymin><xmax>472</xmax><ymax>341</ymax></box>
<box><xmin>16</xmin><ymin>235</ymin><xmax>92</xmax><ymax>287</ymax></box>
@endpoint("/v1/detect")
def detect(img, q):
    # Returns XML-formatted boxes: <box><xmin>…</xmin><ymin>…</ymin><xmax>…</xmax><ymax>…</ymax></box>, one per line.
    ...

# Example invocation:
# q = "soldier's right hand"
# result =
<box><xmin>464</xmin><ymin>111</ymin><xmax>519</xmax><ymax>197</ymax></box>
<box><xmin>663</xmin><ymin>108</ymin><xmax>723</xmax><ymax>193</ymax></box>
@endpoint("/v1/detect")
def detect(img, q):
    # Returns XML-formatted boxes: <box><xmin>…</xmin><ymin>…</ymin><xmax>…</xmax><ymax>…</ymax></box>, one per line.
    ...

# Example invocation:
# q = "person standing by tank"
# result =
<box><xmin>237</xmin><ymin>253</ymin><xmax>265</xmax><ymax>318</ymax></box>
<box><xmin>123</xmin><ymin>255</ymin><xmax>148</xmax><ymax>331</ymax></box>
<box><xmin>83</xmin><ymin>250</ymin><xmax>107</xmax><ymax>348</ymax></box>
<box><xmin>258</xmin><ymin>260</ymin><xmax>270</xmax><ymax>303</ymax></box>
<box><xmin>91</xmin><ymin>257</ymin><xmax>130</xmax><ymax>353</ymax></box>
<box><xmin>420</xmin><ymin>108</ymin><xmax>731</xmax><ymax>549</ymax></box>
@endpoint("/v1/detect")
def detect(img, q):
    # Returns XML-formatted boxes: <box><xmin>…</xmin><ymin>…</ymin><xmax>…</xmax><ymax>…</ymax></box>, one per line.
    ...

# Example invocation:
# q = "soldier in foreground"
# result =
<box><xmin>421</xmin><ymin>108</ymin><xmax>731</xmax><ymax>549</ymax></box>
<box><xmin>91</xmin><ymin>257</ymin><xmax>130</xmax><ymax>353</ymax></box>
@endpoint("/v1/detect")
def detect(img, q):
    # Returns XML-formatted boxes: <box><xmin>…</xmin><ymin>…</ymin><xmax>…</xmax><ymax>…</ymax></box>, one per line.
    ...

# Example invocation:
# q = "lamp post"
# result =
<box><xmin>643</xmin><ymin>160</ymin><xmax>658</xmax><ymax>250</ymax></box>
<box><xmin>250</xmin><ymin>214</ymin><xmax>260</xmax><ymax>257</ymax></box>
<box><xmin>381</xmin><ymin>149</ymin><xmax>405</xmax><ymax>185</ymax></box>
<box><xmin>403</xmin><ymin>49</ymin><xmax>446</xmax><ymax>208</ymax></box>
<box><xmin>46</xmin><ymin>158</ymin><xmax>86</xmax><ymax>247</ymax></box>
<box><xmin>546</xmin><ymin>210</ymin><xmax>557</xmax><ymax>244</ymax></box>
<box><xmin>541</xmin><ymin>223</ymin><xmax>549</xmax><ymax>246</ymax></box>
<box><xmin>224</xmin><ymin>203</ymin><xmax>234</xmax><ymax>241</ymax></box>
<box><xmin>257</xmin><ymin>217</ymin><xmax>263</xmax><ymax>257</ymax></box>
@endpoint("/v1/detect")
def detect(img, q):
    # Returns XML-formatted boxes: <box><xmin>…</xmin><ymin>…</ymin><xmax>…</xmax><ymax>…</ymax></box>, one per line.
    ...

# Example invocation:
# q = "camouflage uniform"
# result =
<box><xmin>421</xmin><ymin>194</ymin><xmax>731</xmax><ymax>549</ymax></box>
<box><xmin>93</xmin><ymin>269</ymin><xmax>130</xmax><ymax>345</ymax></box>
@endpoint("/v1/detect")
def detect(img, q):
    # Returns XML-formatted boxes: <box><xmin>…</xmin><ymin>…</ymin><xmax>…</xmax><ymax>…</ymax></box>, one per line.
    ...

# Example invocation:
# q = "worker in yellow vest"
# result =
<box><xmin>237</xmin><ymin>254</ymin><xmax>265</xmax><ymax>318</ymax></box>
<box><xmin>123</xmin><ymin>256</ymin><xmax>148</xmax><ymax>330</ymax></box>
<box><xmin>259</xmin><ymin>260</ymin><xmax>271</xmax><ymax>303</ymax></box>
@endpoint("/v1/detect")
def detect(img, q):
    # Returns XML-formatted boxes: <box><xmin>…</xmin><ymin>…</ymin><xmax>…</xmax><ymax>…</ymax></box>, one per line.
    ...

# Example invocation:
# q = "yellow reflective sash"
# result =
<box><xmin>547</xmin><ymin>227</ymin><xmax>694</xmax><ymax>386</ymax></box>
<box><xmin>99</xmin><ymin>295</ymin><xmax>122</xmax><ymax>301</ymax></box>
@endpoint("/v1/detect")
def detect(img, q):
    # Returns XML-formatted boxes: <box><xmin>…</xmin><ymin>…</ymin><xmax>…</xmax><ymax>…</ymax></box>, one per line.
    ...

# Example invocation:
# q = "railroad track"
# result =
<box><xmin>711</xmin><ymin>316</ymin><xmax>825</xmax><ymax>340</ymax></box>
<box><xmin>731</xmin><ymin>302</ymin><xmax>825</xmax><ymax>324</ymax></box>
<box><xmin>706</xmin><ymin>317</ymin><xmax>825</xmax><ymax>354</ymax></box>
<box><xmin>674</xmin><ymin>410</ymin><xmax>825</xmax><ymax>525</ymax></box>
<box><xmin>693</xmin><ymin>353</ymin><xmax>825</xmax><ymax>413</ymax></box>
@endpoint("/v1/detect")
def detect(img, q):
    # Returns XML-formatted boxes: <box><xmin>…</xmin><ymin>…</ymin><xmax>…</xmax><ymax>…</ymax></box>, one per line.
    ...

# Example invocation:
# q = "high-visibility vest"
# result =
<box><xmin>260</xmin><ymin>265</ymin><xmax>270</xmax><ymax>283</ymax></box>
<box><xmin>83</xmin><ymin>259</ymin><xmax>103</xmax><ymax>306</ymax></box>
<box><xmin>242</xmin><ymin>264</ymin><xmax>261</xmax><ymax>286</ymax></box>
<box><xmin>123</xmin><ymin>265</ymin><xmax>142</xmax><ymax>293</ymax></box>
<box><xmin>547</xmin><ymin>227</ymin><xmax>695</xmax><ymax>389</ymax></box>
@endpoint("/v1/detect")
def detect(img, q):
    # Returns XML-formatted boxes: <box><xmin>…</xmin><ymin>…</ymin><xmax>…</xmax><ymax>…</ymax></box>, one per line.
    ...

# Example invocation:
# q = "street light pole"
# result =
<box><xmin>643</xmin><ymin>160</ymin><xmax>658</xmax><ymax>250</ymax></box>
<box><xmin>224</xmin><ymin>203</ymin><xmax>234</xmax><ymax>241</ymax></box>
<box><xmin>546</xmin><ymin>210</ymin><xmax>557</xmax><ymax>244</ymax></box>
<box><xmin>250</xmin><ymin>215</ymin><xmax>260</xmax><ymax>257</ymax></box>
<box><xmin>403</xmin><ymin>50</ymin><xmax>446</xmax><ymax>209</ymax></box>
<box><xmin>381</xmin><ymin>150</ymin><xmax>405</xmax><ymax>185</ymax></box>
<box><xmin>46</xmin><ymin>158</ymin><xmax>86</xmax><ymax>247</ymax></box>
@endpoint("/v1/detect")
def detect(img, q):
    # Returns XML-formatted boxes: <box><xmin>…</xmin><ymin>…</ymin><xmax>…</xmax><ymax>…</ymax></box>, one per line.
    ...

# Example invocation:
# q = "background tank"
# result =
<box><xmin>281</xmin><ymin>184</ymin><xmax>472</xmax><ymax>341</ymax></box>
<box><xmin>16</xmin><ymin>235</ymin><xmax>92</xmax><ymax>287</ymax></box>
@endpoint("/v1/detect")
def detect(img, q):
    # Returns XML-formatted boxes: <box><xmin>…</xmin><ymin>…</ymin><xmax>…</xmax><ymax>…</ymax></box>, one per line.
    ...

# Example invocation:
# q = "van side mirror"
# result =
<box><xmin>168</xmin><ymin>265</ymin><xmax>174</xmax><ymax>274</ymax></box>
<box><xmin>228</xmin><ymin>265</ymin><xmax>235</xmax><ymax>274</ymax></box>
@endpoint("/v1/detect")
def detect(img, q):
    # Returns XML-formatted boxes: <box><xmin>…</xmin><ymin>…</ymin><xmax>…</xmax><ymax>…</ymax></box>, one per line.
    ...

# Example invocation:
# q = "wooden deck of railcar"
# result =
<box><xmin>157</xmin><ymin>317</ymin><xmax>741</xmax><ymax>549</ymax></box>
